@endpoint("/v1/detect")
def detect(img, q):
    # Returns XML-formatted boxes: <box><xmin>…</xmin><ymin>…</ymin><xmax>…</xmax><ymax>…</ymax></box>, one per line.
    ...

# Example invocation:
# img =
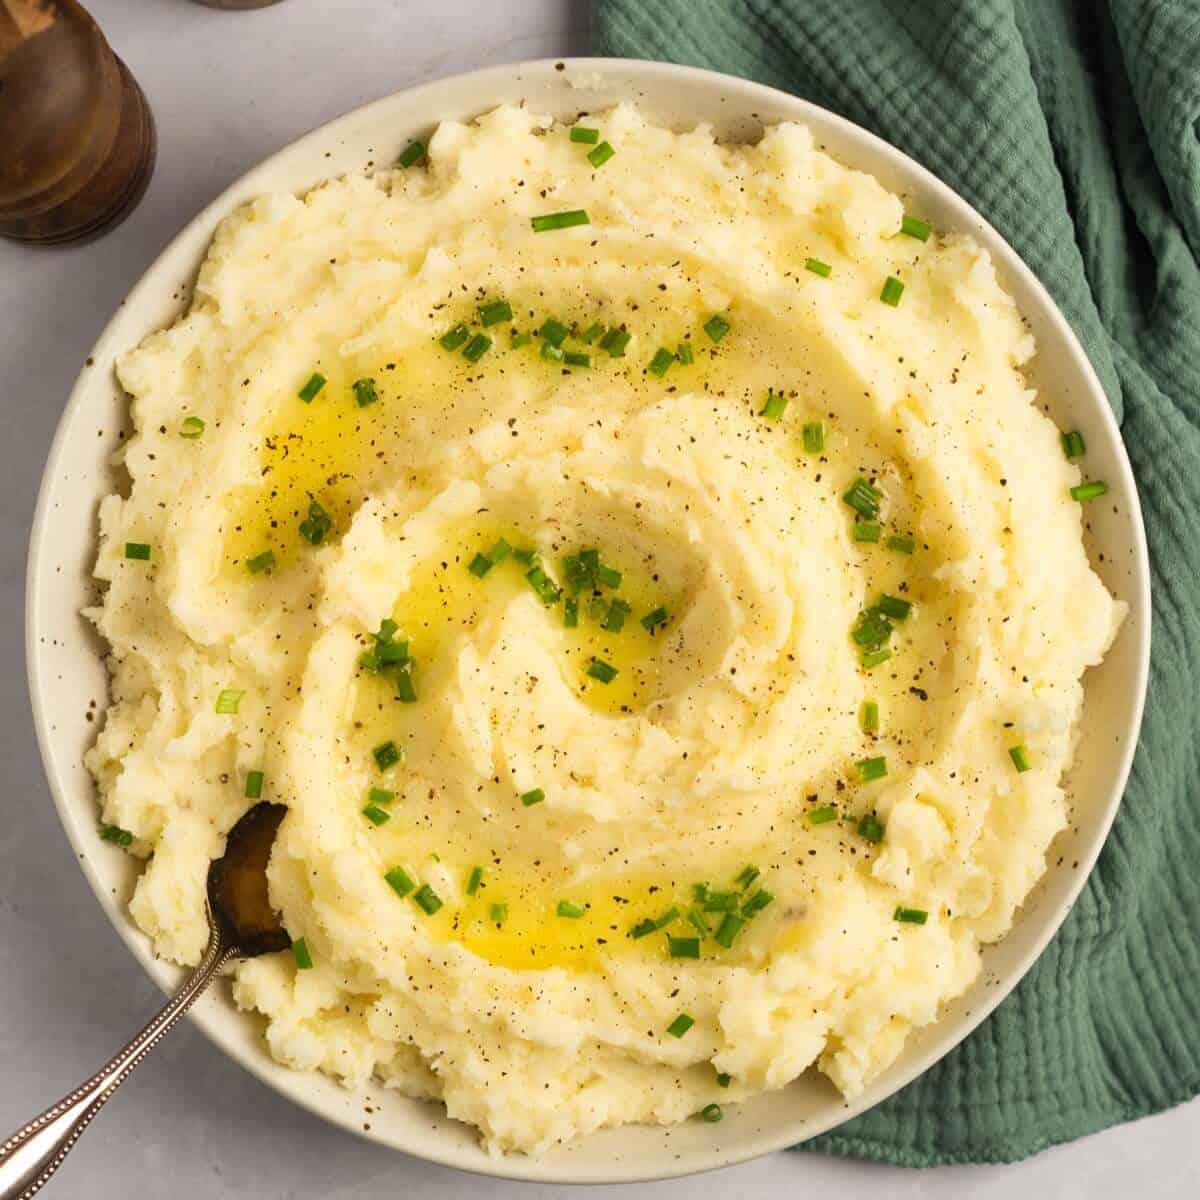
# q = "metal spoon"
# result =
<box><xmin>0</xmin><ymin>802</ymin><xmax>290</xmax><ymax>1199</ymax></box>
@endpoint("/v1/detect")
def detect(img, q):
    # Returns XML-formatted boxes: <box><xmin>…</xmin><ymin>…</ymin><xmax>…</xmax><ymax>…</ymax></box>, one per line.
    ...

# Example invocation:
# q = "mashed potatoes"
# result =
<box><xmin>87</xmin><ymin>104</ymin><xmax>1124</xmax><ymax>1154</ymax></box>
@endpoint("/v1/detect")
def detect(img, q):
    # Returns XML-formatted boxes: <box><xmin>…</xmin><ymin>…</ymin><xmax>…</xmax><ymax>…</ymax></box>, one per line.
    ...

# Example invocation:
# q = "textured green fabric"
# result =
<box><xmin>594</xmin><ymin>0</ymin><xmax>1200</xmax><ymax>1166</ymax></box>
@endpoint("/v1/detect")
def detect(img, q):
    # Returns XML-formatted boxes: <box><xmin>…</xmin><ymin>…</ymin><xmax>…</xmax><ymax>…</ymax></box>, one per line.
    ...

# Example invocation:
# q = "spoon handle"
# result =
<box><xmin>0</xmin><ymin>924</ymin><xmax>233</xmax><ymax>1200</ymax></box>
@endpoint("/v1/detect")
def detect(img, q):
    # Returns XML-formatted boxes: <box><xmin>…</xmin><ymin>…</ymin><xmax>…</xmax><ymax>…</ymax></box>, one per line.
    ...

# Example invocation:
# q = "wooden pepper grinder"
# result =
<box><xmin>0</xmin><ymin>0</ymin><xmax>156</xmax><ymax>245</ymax></box>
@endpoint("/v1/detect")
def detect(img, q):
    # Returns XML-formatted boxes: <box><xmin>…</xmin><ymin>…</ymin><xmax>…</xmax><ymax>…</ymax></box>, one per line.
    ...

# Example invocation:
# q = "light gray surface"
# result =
<box><xmin>0</xmin><ymin>0</ymin><xmax>1195</xmax><ymax>1195</ymax></box>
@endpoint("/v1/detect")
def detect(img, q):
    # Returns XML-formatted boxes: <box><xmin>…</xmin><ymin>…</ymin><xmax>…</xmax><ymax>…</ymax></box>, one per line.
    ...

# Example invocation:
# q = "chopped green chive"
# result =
<box><xmin>700</xmin><ymin>1102</ymin><xmax>723</xmax><ymax>1123</ymax></box>
<box><xmin>602</xmin><ymin>598</ymin><xmax>631</xmax><ymax>633</ymax></box>
<box><xmin>857</xmin><ymin>755</ymin><xmax>888</xmax><ymax>782</ymax></box>
<box><xmin>641</xmin><ymin>606</ymin><xmax>669</xmax><ymax>632</ymax></box>
<box><xmin>384</xmin><ymin>866</ymin><xmax>415</xmax><ymax>898</ymax></box>
<box><xmin>539</xmin><ymin>317</ymin><xmax>569</xmax><ymax>347</ymax></box>
<box><xmin>373</xmin><ymin>740</ymin><xmax>401</xmax><ymax>770</ymax></box>
<box><xmin>1009</xmin><ymin>745</ymin><xmax>1033</xmax><ymax>772</ymax></box>
<box><xmin>352</xmin><ymin>377</ymin><xmax>378</xmax><ymax>407</ymax></box>
<box><xmin>596</xmin><ymin>561</ymin><xmax>622</xmax><ymax>588</ymax></box>
<box><xmin>894</xmin><ymin>906</ymin><xmax>928</xmax><ymax>924</ymax></box>
<box><xmin>861</xmin><ymin>647</ymin><xmax>892</xmax><ymax>669</ymax></box>
<box><xmin>563</xmin><ymin>596</ymin><xmax>579</xmax><ymax>628</ymax></box>
<box><xmin>588</xmin><ymin>141</ymin><xmax>616</xmax><ymax>168</ymax></box>
<box><xmin>809</xmin><ymin>805</ymin><xmax>838</xmax><ymax>825</ymax></box>
<box><xmin>587</xmin><ymin>658</ymin><xmax>617</xmax><ymax>683</ymax></box>
<box><xmin>666</xmin><ymin>1013</ymin><xmax>695</xmax><ymax>1038</ymax></box>
<box><xmin>687</xmin><ymin>909</ymin><xmax>711</xmax><ymax>936</ymax></box>
<box><xmin>805</xmin><ymin>257</ymin><xmax>833</xmax><ymax>278</ymax></box>
<box><xmin>629</xmin><ymin>907</ymin><xmax>679</xmax><ymax>939</ymax></box>
<box><xmin>215</xmin><ymin>689</ymin><xmax>243</xmax><ymax>715</ymax></box>
<box><xmin>858</xmin><ymin>813</ymin><xmax>885</xmax><ymax>843</ymax></box>
<box><xmin>586</xmin><ymin>658</ymin><xmax>618</xmax><ymax>684</ymax></box>
<box><xmin>880</xmin><ymin>276</ymin><xmax>905</xmax><ymax>306</ymax></box>
<box><xmin>843</xmin><ymin>477</ymin><xmax>882</xmax><ymax>519</ymax></box>
<box><xmin>735</xmin><ymin>865</ymin><xmax>760</xmax><ymax>890</ymax></box>
<box><xmin>512</xmin><ymin>546</ymin><xmax>538</xmax><ymax>565</ymax></box>
<box><xmin>299</xmin><ymin>499</ymin><xmax>332</xmax><ymax>545</ymax></box>
<box><xmin>462</xmin><ymin>333</ymin><xmax>492</xmax><ymax>363</ymax></box>
<box><xmin>525</xmin><ymin>565</ymin><xmax>561</xmax><ymax>605</ymax></box>
<box><xmin>394</xmin><ymin>667</ymin><xmax>417</xmax><ymax>704</ymax></box>
<box><xmin>291</xmin><ymin>937</ymin><xmax>313</xmax><ymax>969</ymax></box>
<box><xmin>124</xmin><ymin>542</ymin><xmax>151</xmax><ymax>561</ymax></box>
<box><xmin>1071</xmin><ymin>480</ymin><xmax>1108</xmax><ymax>501</ymax></box>
<box><xmin>246</xmin><ymin>549</ymin><xmax>276</xmax><ymax>574</ymax></box>
<box><xmin>180</xmin><ymin>416</ymin><xmax>205</xmax><ymax>438</ymax></box>
<box><xmin>463</xmin><ymin>544</ymin><xmax>509</xmax><ymax>584</ymax></box>
<box><xmin>541</xmin><ymin>342</ymin><xmax>565</xmax><ymax>362</ymax></box>
<box><xmin>100</xmin><ymin>824</ymin><xmax>133</xmax><ymax>846</ymax></box>
<box><xmin>368</xmin><ymin>787</ymin><xmax>395</xmax><ymax>806</ymax></box>
<box><xmin>877</xmin><ymin>594</ymin><xmax>911</xmax><ymax>620</ymax></box>
<box><xmin>511</xmin><ymin>330</ymin><xmax>533</xmax><ymax>348</ymax></box>
<box><xmin>742</xmin><ymin>889</ymin><xmax>773</xmax><ymax>917</ymax></box>
<box><xmin>413</xmin><ymin>884</ymin><xmax>443</xmax><ymax>915</ymax></box>
<box><xmin>397</xmin><ymin>140</ymin><xmax>425</xmax><ymax>168</ymax></box>
<box><xmin>440</xmin><ymin>324</ymin><xmax>470</xmax><ymax>351</ymax></box>
<box><xmin>562</xmin><ymin>553</ymin><xmax>589</xmax><ymax>592</ymax></box>
<box><xmin>478</xmin><ymin>299</ymin><xmax>513</xmax><ymax>326</ymax></box>
<box><xmin>648</xmin><ymin>347</ymin><xmax>675</xmax><ymax>377</ymax></box>
<box><xmin>703</xmin><ymin>890</ymin><xmax>738</xmax><ymax>912</ymax></box>
<box><xmin>853</xmin><ymin>521</ymin><xmax>882</xmax><ymax>543</ymax></box>
<box><xmin>802</xmin><ymin>421</ymin><xmax>825</xmax><ymax>453</ymax></box>
<box><xmin>716</xmin><ymin>1072</ymin><xmax>731</xmax><ymax>1088</ymax></box>
<box><xmin>760</xmin><ymin>390</ymin><xmax>789</xmax><ymax>421</ymax></box>
<box><xmin>557</xmin><ymin>900</ymin><xmax>585</xmax><ymax>919</ymax></box>
<box><xmin>703</xmin><ymin>314</ymin><xmax>730</xmax><ymax>343</ymax></box>
<box><xmin>599</xmin><ymin>327</ymin><xmax>631</xmax><ymax>356</ymax></box>
<box><xmin>886</xmin><ymin>534</ymin><xmax>916</xmax><ymax>555</ymax></box>
<box><xmin>570</xmin><ymin>126</ymin><xmax>600</xmax><ymax>144</ymax></box>
<box><xmin>1061</xmin><ymin>430</ymin><xmax>1086</xmax><ymax>459</ymax></box>
<box><xmin>489</xmin><ymin>902</ymin><xmax>508</xmax><ymax>925</ymax></box>
<box><xmin>852</xmin><ymin>608</ymin><xmax>893</xmax><ymax>649</ymax></box>
<box><xmin>580</xmin><ymin>322</ymin><xmax>605</xmax><ymax>343</ymax></box>
<box><xmin>669</xmin><ymin>936</ymin><xmax>701</xmax><ymax>959</ymax></box>
<box><xmin>860</xmin><ymin>700</ymin><xmax>880</xmax><ymax>733</ymax></box>
<box><xmin>362</xmin><ymin>803</ymin><xmax>391</xmax><ymax>826</ymax></box>
<box><xmin>900</xmin><ymin>215</ymin><xmax>932</xmax><ymax>241</ymax></box>
<box><xmin>520</xmin><ymin>788</ymin><xmax>545</xmax><ymax>807</ymax></box>
<box><xmin>676</xmin><ymin>342</ymin><xmax>695</xmax><ymax>366</ymax></box>
<box><xmin>713</xmin><ymin>913</ymin><xmax>744</xmax><ymax>948</ymax></box>
<box><xmin>297</xmin><ymin>372</ymin><xmax>326</xmax><ymax>403</ymax></box>
<box><xmin>564</xmin><ymin>350</ymin><xmax>591</xmax><ymax>368</ymax></box>
<box><xmin>244</xmin><ymin>770</ymin><xmax>264</xmax><ymax>799</ymax></box>
<box><xmin>692</xmin><ymin>883</ymin><xmax>710</xmax><ymax>903</ymax></box>
<box><xmin>531</xmin><ymin>209</ymin><xmax>590</xmax><ymax>233</ymax></box>
<box><xmin>466</xmin><ymin>866</ymin><xmax>483</xmax><ymax>896</ymax></box>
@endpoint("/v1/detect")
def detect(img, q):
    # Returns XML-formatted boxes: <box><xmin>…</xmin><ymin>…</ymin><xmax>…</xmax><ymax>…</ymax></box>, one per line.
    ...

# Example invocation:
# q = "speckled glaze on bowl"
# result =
<box><xmin>26</xmin><ymin>58</ymin><xmax>1150</xmax><ymax>1184</ymax></box>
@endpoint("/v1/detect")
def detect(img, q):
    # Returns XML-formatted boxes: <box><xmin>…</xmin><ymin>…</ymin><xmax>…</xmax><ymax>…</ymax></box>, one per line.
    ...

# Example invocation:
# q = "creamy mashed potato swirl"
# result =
<box><xmin>88</xmin><ymin>104</ymin><xmax>1123</xmax><ymax>1154</ymax></box>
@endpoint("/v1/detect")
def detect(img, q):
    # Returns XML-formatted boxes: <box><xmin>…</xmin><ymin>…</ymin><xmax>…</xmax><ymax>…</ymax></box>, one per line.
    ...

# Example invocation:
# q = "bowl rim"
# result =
<box><xmin>25</xmin><ymin>55</ymin><xmax>1151</xmax><ymax>1184</ymax></box>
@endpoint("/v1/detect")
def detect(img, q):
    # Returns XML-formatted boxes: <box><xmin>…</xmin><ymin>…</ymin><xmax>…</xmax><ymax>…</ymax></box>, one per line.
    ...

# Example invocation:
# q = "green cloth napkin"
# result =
<box><xmin>594</xmin><ymin>0</ymin><xmax>1200</xmax><ymax>1166</ymax></box>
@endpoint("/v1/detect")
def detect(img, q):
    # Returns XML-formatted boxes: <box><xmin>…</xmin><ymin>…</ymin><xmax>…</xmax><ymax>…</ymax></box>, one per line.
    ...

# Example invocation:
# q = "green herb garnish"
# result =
<box><xmin>531</xmin><ymin>209</ymin><xmax>590</xmax><ymax>233</ymax></box>
<box><xmin>297</xmin><ymin>372</ymin><xmax>326</xmax><ymax>403</ymax></box>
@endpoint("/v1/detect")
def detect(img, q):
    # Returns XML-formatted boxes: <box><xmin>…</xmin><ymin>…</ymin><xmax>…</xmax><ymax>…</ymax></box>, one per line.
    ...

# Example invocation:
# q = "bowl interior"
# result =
<box><xmin>26</xmin><ymin>58</ymin><xmax>1149</xmax><ymax>1184</ymax></box>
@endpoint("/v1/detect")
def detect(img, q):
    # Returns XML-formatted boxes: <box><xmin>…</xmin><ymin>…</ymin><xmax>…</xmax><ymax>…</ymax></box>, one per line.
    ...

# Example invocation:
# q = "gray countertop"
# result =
<box><xmin>1</xmin><ymin>1</ymin><xmax>1195</xmax><ymax>1195</ymax></box>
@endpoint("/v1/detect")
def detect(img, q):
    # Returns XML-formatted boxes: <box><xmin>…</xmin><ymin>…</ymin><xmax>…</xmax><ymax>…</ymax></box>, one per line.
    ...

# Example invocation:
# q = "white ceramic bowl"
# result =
<box><xmin>26</xmin><ymin>58</ymin><xmax>1150</xmax><ymax>1184</ymax></box>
